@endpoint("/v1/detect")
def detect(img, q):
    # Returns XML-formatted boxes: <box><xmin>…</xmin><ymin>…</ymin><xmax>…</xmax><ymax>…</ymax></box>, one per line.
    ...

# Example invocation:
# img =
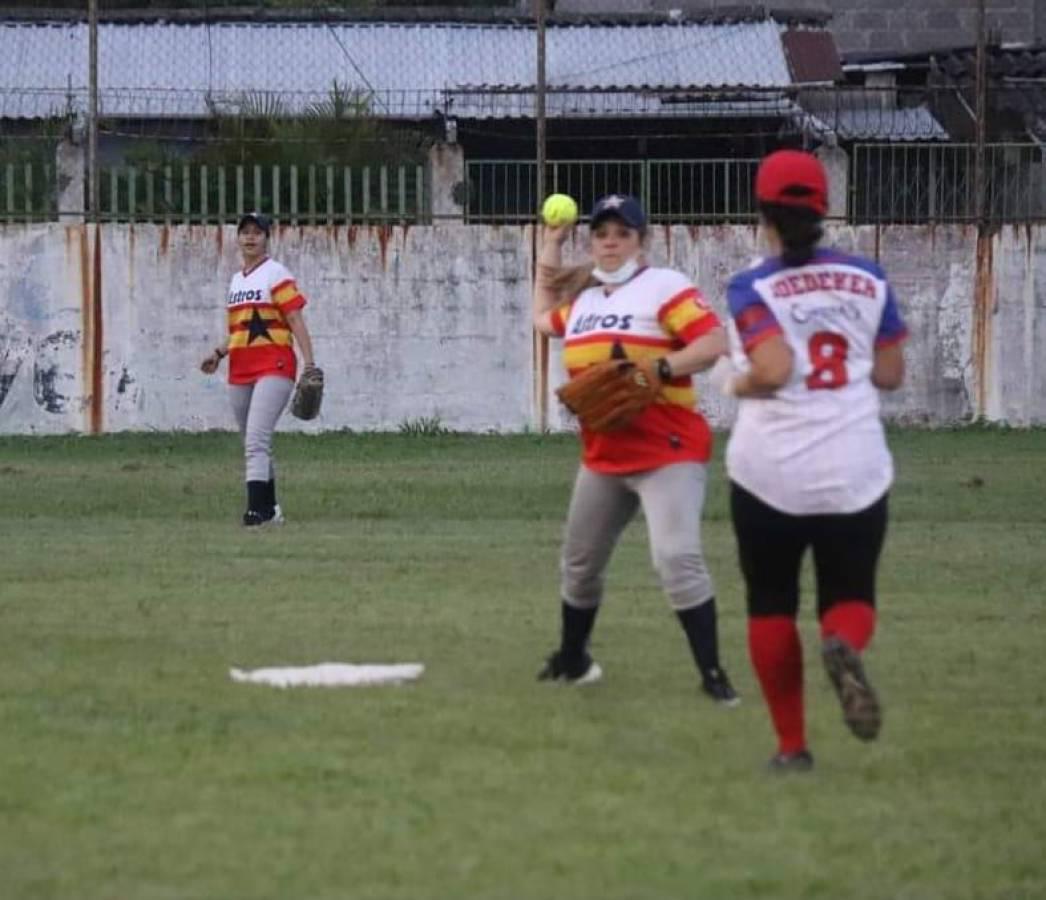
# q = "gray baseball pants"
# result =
<box><xmin>561</xmin><ymin>462</ymin><xmax>715</xmax><ymax>612</ymax></box>
<box><xmin>229</xmin><ymin>375</ymin><xmax>293</xmax><ymax>482</ymax></box>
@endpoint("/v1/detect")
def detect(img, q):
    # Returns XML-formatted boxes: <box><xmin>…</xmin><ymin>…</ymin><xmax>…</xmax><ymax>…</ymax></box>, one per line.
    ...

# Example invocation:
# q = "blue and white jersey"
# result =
<box><xmin>724</xmin><ymin>248</ymin><xmax>908</xmax><ymax>515</ymax></box>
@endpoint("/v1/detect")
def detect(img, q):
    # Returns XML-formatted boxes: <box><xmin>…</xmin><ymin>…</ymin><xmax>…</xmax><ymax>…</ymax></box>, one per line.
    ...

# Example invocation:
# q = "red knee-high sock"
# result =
<box><xmin>748</xmin><ymin>616</ymin><xmax>805</xmax><ymax>755</ymax></box>
<box><xmin>820</xmin><ymin>601</ymin><xmax>876</xmax><ymax>652</ymax></box>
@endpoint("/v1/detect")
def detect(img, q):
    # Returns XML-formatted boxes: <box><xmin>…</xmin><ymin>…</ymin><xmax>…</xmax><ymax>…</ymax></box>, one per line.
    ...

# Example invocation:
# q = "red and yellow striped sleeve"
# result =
<box><xmin>271</xmin><ymin>278</ymin><xmax>306</xmax><ymax>313</ymax></box>
<box><xmin>548</xmin><ymin>300</ymin><xmax>574</xmax><ymax>337</ymax></box>
<box><xmin>657</xmin><ymin>287</ymin><xmax>720</xmax><ymax>343</ymax></box>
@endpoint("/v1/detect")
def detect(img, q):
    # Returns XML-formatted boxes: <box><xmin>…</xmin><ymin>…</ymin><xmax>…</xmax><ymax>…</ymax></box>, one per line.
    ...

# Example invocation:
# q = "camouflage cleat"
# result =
<box><xmin>822</xmin><ymin>636</ymin><xmax>882</xmax><ymax>741</ymax></box>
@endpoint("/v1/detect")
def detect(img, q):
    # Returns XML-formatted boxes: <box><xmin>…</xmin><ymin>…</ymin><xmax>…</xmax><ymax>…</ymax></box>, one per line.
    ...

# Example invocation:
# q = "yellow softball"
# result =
<box><xmin>541</xmin><ymin>193</ymin><xmax>579</xmax><ymax>227</ymax></box>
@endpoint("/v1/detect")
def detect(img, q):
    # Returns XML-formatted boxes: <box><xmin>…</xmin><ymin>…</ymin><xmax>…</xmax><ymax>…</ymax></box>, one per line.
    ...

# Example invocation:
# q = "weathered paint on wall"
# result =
<box><xmin>0</xmin><ymin>225</ymin><xmax>87</xmax><ymax>433</ymax></box>
<box><xmin>0</xmin><ymin>222</ymin><xmax>1043</xmax><ymax>435</ymax></box>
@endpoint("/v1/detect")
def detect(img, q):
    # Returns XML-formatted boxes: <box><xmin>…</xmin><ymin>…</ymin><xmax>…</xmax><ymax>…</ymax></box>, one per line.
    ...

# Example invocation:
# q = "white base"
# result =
<box><xmin>230</xmin><ymin>662</ymin><xmax>424</xmax><ymax>688</ymax></box>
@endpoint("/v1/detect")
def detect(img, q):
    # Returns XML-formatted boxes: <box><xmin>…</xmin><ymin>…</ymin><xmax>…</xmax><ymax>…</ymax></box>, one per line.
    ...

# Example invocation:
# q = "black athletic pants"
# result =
<box><xmin>729</xmin><ymin>482</ymin><xmax>889</xmax><ymax>619</ymax></box>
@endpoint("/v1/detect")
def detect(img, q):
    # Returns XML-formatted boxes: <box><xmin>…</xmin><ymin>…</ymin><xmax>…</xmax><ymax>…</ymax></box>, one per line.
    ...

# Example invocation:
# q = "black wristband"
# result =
<box><xmin>657</xmin><ymin>357</ymin><xmax>673</xmax><ymax>382</ymax></box>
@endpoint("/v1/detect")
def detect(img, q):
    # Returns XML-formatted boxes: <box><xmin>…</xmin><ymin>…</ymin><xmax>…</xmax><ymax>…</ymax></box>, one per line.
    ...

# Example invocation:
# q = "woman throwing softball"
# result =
<box><xmin>713</xmin><ymin>150</ymin><xmax>907</xmax><ymax>771</ymax></box>
<box><xmin>533</xmin><ymin>193</ymin><xmax>739</xmax><ymax>706</ymax></box>
<box><xmin>201</xmin><ymin>212</ymin><xmax>318</xmax><ymax>527</ymax></box>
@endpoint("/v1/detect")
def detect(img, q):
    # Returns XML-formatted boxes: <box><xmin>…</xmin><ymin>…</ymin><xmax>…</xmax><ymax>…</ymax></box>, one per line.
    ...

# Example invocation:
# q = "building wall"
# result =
<box><xmin>1</xmin><ymin>222</ymin><xmax>1043</xmax><ymax>435</ymax></box>
<box><xmin>550</xmin><ymin>0</ymin><xmax>1040</xmax><ymax>54</ymax></box>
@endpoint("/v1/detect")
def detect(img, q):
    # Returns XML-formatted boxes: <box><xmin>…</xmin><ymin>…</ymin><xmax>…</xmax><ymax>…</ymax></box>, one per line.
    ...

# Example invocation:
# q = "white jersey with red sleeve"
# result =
<box><xmin>724</xmin><ymin>247</ymin><xmax>908</xmax><ymax>515</ymax></box>
<box><xmin>225</xmin><ymin>257</ymin><xmax>307</xmax><ymax>385</ymax></box>
<box><xmin>549</xmin><ymin>266</ymin><xmax>720</xmax><ymax>474</ymax></box>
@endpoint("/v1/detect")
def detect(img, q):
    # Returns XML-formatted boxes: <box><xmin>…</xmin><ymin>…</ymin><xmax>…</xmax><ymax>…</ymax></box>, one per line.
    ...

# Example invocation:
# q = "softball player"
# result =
<box><xmin>200</xmin><ymin>212</ymin><xmax>317</xmax><ymax>526</ymax></box>
<box><xmin>533</xmin><ymin>194</ymin><xmax>739</xmax><ymax>706</ymax></box>
<box><xmin>713</xmin><ymin>151</ymin><xmax>907</xmax><ymax>771</ymax></box>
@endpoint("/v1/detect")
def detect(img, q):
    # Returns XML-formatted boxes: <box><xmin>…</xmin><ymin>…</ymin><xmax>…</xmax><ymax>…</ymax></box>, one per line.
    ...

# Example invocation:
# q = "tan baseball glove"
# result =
<box><xmin>556</xmin><ymin>359</ymin><xmax>663</xmax><ymax>432</ymax></box>
<box><xmin>290</xmin><ymin>364</ymin><xmax>324</xmax><ymax>421</ymax></box>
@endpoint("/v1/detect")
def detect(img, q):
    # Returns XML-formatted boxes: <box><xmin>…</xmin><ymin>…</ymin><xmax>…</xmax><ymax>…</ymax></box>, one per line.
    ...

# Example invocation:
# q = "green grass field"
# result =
<box><xmin>1</xmin><ymin>429</ymin><xmax>1044</xmax><ymax>900</ymax></box>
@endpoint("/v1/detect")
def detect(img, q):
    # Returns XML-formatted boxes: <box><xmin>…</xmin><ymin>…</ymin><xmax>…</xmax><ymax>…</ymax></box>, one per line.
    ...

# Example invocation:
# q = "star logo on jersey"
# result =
<box><xmin>246</xmin><ymin>307</ymin><xmax>272</xmax><ymax>344</ymax></box>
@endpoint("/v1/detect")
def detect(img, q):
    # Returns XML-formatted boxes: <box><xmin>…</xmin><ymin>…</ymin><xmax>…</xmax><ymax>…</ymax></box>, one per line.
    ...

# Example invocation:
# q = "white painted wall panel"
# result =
<box><xmin>1</xmin><ymin>223</ymin><xmax>1043</xmax><ymax>434</ymax></box>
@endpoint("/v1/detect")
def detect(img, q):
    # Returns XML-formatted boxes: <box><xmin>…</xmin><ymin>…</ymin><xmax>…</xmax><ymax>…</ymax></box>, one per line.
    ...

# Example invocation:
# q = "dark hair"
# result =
<box><xmin>759</xmin><ymin>202</ymin><xmax>823</xmax><ymax>267</ymax></box>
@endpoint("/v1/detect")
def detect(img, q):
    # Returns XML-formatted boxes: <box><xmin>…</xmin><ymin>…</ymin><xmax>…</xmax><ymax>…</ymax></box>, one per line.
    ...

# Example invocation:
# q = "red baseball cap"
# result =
<box><xmin>755</xmin><ymin>150</ymin><xmax>828</xmax><ymax>216</ymax></box>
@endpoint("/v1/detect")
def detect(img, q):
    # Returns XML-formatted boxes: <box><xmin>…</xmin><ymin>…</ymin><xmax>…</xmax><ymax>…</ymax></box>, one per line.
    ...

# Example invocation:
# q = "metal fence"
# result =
<box><xmin>465</xmin><ymin>159</ymin><xmax>760</xmax><ymax>223</ymax></box>
<box><xmin>0</xmin><ymin>156</ymin><xmax>428</xmax><ymax>223</ymax></box>
<box><xmin>97</xmin><ymin>162</ymin><xmax>428</xmax><ymax>224</ymax></box>
<box><xmin>0</xmin><ymin>161</ymin><xmax>58</xmax><ymax>221</ymax></box>
<box><xmin>850</xmin><ymin>143</ymin><xmax>1046</xmax><ymax>224</ymax></box>
<box><xmin>5</xmin><ymin>148</ymin><xmax>1046</xmax><ymax>226</ymax></box>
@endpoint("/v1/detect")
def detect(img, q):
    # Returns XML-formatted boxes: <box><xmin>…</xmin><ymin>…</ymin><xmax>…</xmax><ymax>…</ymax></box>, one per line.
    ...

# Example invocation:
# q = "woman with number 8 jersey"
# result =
<box><xmin>712</xmin><ymin>150</ymin><xmax>908</xmax><ymax>772</ymax></box>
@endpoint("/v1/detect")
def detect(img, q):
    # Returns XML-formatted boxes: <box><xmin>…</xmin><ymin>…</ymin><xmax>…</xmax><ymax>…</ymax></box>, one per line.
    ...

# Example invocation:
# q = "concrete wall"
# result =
<box><xmin>1</xmin><ymin>221</ymin><xmax>1044</xmax><ymax>435</ymax></box>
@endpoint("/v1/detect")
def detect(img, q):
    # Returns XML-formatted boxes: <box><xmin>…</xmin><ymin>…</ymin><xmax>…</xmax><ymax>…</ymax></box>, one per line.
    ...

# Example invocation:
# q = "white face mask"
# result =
<box><xmin>592</xmin><ymin>256</ymin><xmax>641</xmax><ymax>285</ymax></box>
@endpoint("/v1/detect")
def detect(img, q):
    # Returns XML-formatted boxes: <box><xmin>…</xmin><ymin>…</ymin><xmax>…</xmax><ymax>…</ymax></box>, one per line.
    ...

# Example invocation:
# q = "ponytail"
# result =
<box><xmin>759</xmin><ymin>202</ymin><xmax>824</xmax><ymax>267</ymax></box>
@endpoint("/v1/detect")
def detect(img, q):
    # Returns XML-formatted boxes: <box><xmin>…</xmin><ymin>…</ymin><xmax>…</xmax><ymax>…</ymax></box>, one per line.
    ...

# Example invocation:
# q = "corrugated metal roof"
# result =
<box><xmin>446</xmin><ymin>88</ymin><xmax>802</xmax><ymax>119</ymax></box>
<box><xmin>0</xmin><ymin>19</ymin><xmax>794</xmax><ymax>119</ymax></box>
<box><xmin>841</xmin><ymin>42</ymin><xmax>1046</xmax><ymax>80</ymax></box>
<box><xmin>932</xmin><ymin>45</ymin><xmax>1046</xmax><ymax>81</ymax></box>
<box><xmin>803</xmin><ymin>105</ymin><xmax>949</xmax><ymax>142</ymax></box>
<box><xmin>0</xmin><ymin>8</ymin><xmax>835</xmax><ymax>27</ymax></box>
<box><xmin>834</xmin><ymin>105</ymin><xmax>948</xmax><ymax>141</ymax></box>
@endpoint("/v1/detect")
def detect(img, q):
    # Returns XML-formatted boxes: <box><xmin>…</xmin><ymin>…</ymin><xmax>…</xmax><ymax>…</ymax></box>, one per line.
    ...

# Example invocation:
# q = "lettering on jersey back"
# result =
<box><xmin>790</xmin><ymin>300</ymin><xmax>862</xmax><ymax>325</ymax></box>
<box><xmin>770</xmin><ymin>268</ymin><xmax>877</xmax><ymax>301</ymax></box>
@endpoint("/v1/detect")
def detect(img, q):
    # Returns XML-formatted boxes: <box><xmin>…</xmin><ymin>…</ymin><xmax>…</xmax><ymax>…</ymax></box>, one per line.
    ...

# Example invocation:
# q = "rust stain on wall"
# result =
<box><xmin>91</xmin><ymin>225</ymin><xmax>104</xmax><ymax>434</ymax></box>
<box><xmin>78</xmin><ymin>224</ymin><xmax>104</xmax><ymax>433</ymax></box>
<box><xmin>159</xmin><ymin>224</ymin><xmax>169</xmax><ymax>256</ymax></box>
<box><xmin>972</xmin><ymin>232</ymin><xmax>994</xmax><ymax>418</ymax></box>
<box><xmin>347</xmin><ymin>225</ymin><xmax>358</xmax><ymax>248</ymax></box>
<box><xmin>79</xmin><ymin>224</ymin><xmax>90</xmax><ymax>431</ymax></box>
<box><xmin>376</xmin><ymin>225</ymin><xmax>391</xmax><ymax>269</ymax></box>
<box><xmin>215</xmin><ymin>223</ymin><xmax>223</xmax><ymax>256</ymax></box>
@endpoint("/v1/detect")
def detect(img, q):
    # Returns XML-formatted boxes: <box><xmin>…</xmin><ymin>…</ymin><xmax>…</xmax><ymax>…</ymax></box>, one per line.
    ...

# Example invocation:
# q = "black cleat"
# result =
<box><xmin>822</xmin><ymin>636</ymin><xmax>882</xmax><ymax>741</ymax></box>
<box><xmin>242</xmin><ymin>509</ymin><xmax>266</xmax><ymax>527</ymax></box>
<box><xmin>243</xmin><ymin>506</ymin><xmax>284</xmax><ymax>528</ymax></box>
<box><xmin>537</xmin><ymin>650</ymin><xmax>603</xmax><ymax>685</ymax></box>
<box><xmin>767</xmin><ymin>749</ymin><xmax>815</xmax><ymax>773</ymax></box>
<box><xmin>702</xmin><ymin>668</ymin><xmax>741</xmax><ymax>707</ymax></box>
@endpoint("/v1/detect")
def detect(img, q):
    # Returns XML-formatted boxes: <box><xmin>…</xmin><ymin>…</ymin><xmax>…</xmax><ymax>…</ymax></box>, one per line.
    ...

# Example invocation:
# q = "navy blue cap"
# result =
<box><xmin>237</xmin><ymin>211</ymin><xmax>272</xmax><ymax>235</ymax></box>
<box><xmin>590</xmin><ymin>194</ymin><xmax>646</xmax><ymax>231</ymax></box>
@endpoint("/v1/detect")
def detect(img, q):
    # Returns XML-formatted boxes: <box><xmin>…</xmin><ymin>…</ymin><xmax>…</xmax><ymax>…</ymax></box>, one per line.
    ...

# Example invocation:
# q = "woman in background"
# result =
<box><xmin>201</xmin><ymin>212</ymin><xmax>318</xmax><ymax>527</ymax></box>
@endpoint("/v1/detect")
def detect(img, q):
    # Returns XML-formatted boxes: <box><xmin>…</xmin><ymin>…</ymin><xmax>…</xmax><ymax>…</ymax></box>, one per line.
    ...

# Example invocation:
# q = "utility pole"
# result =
<box><xmin>88</xmin><ymin>0</ymin><xmax>99</xmax><ymax>222</ymax></box>
<box><xmin>973</xmin><ymin>0</ymin><xmax>988</xmax><ymax>226</ymax></box>
<box><xmin>534</xmin><ymin>0</ymin><xmax>549</xmax><ymax>430</ymax></box>
<box><xmin>536</xmin><ymin>0</ymin><xmax>547</xmax><ymax>207</ymax></box>
<box><xmin>971</xmin><ymin>0</ymin><xmax>992</xmax><ymax>420</ymax></box>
